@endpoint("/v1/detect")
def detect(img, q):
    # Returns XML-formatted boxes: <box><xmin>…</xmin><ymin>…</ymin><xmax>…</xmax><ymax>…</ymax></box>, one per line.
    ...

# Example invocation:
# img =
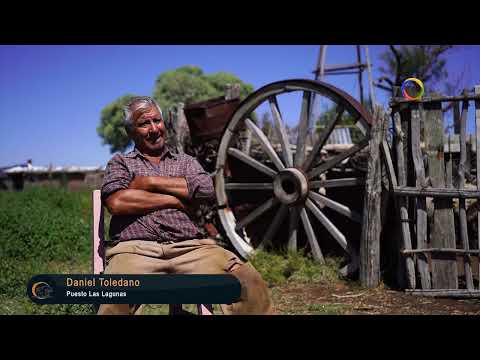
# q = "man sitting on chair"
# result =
<box><xmin>97</xmin><ymin>96</ymin><xmax>273</xmax><ymax>315</ymax></box>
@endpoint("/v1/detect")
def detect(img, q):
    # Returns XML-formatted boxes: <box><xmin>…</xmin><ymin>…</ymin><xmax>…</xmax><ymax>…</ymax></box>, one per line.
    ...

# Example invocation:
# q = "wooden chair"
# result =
<box><xmin>91</xmin><ymin>189</ymin><xmax>214</xmax><ymax>315</ymax></box>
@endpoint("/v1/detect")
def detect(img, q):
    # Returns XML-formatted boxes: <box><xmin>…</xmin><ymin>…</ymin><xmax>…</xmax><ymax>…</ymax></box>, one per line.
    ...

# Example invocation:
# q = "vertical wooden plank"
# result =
<box><xmin>446</xmin><ymin>133</ymin><xmax>453</xmax><ymax>189</ymax></box>
<box><xmin>225</xmin><ymin>83</ymin><xmax>241</xmax><ymax>100</ymax></box>
<box><xmin>176</xmin><ymin>103</ymin><xmax>189</xmax><ymax>154</ymax></box>
<box><xmin>364</xmin><ymin>46</ymin><xmax>377</xmax><ymax>111</ymax></box>
<box><xmin>475</xmin><ymin>85</ymin><xmax>480</xmax><ymax>289</ymax></box>
<box><xmin>411</xmin><ymin>104</ymin><xmax>431</xmax><ymax>289</ymax></box>
<box><xmin>169</xmin><ymin>103</ymin><xmax>188</xmax><ymax>154</ymax></box>
<box><xmin>165</xmin><ymin>109</ymin><xmax>176</xmax><ymax>150</ymax></box>
<box><xmin>458</xmin><ymin>94</ymin><xmax>474</xmax><ymax>289</ymax></box>
<box><xmin>465</xmin><ymin>133</ymin><xmax>472</xmax><ymax>182</ymax></box>
<box><xmin>380</xmin><ymin>108</ymin><xmax>394</xmax><ymax>223</ymax></box>
<box><xmin>380</xmin><ymin>112</ymin><xmax>402</xmax><ymax>287</ymax></box>
<box><xmin>424</xmin><ymin>101</ymin><xmax>458</xmax><ymax>289</ymax></box>
<box><xmin>356</xmin><ymin>45</ymin><xmax>364</xmax><ymax>105</ymax></box>
<box><xmin>454</xmin><ymin>98</ymin><xmax>461</xmax><ymax>134</ymax></box>
<box><xmin>314</xmin><ymin>45</ymin><xmax>327</xmax><ymax>81</ymax></box>
<box><xmin>394</xmin><ymin>110</ymin><xmax>416</xmax><ymax>289</ymax></box>
<box><xmin>360</xmin><ymin>107</ymin><xmax>383</xmax><ymax>287</ymax></box>
<box><xmin>92</xmin><ymin>190</ymin><xmax>105</xmax><ymax>275</ymax></box>
<box><xmin>401</xmin><ymin>106</ymin><xmax>416</xmax><ymax>233</ymax></box>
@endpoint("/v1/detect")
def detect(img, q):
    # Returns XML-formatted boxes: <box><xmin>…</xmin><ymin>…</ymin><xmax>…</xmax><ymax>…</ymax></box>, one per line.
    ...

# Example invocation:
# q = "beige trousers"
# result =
<box><xmin>97</xmin><ymin>239</ymin><xmax>274</xmax><ymax>315</ymax></box>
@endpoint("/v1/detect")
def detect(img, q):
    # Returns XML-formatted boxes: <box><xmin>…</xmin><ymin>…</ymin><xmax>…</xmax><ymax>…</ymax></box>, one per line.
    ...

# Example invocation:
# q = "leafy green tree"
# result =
<box><xmin>153</xmin><ymin>66</ymin><xmax>253</xmax><ymax>113</ymax></box>
<box><xmin>152</xmin><ymin>66</ymin><xmax>216</xmax><ymax>112</ymax></box>
<box><xmin>98</xmin><ymin>66</ymin><xmax>254</xmax><ymax>153</ymax></box>
<box><xmin>97</xmin><ymin>94</ymin><xmax>136</xmax><ymax>153</ymax></box>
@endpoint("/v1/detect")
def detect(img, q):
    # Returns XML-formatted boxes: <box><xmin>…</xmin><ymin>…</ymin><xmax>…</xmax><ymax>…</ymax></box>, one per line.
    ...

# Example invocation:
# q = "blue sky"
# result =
<box><xmin>1</xmin><ymin>45</ymin><xmax>479</xmax><ymax>167</ymax></box>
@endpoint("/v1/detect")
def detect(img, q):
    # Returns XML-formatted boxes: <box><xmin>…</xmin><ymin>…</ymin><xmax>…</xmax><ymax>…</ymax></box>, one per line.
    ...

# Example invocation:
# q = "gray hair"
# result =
<box><xmin>123</xmin><ymin>96</ymin><xmax>163</xmax><ymax>132</ymax></box>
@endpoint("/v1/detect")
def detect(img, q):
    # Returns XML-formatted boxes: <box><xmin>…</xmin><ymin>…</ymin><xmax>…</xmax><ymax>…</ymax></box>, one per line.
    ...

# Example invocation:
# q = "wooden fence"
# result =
<box><xmin>381</xmin><ymin>86</ymin><xmax>480</xmax><ymax>296</ymax></box>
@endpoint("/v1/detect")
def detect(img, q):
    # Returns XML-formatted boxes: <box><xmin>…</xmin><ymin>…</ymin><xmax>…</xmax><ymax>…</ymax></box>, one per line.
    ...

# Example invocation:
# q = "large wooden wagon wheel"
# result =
<box><xmin>215</xmin><ymin>79</ymin><xmax>374</xmax><ymax>272</ymax></box>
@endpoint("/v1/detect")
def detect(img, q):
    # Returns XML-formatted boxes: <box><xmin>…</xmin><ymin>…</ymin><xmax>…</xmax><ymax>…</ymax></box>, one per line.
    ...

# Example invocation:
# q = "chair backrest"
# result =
<box><xmin>92</xmin><ymin>190</ymin><xmax>105</xmax><ymax>274</ymax></box>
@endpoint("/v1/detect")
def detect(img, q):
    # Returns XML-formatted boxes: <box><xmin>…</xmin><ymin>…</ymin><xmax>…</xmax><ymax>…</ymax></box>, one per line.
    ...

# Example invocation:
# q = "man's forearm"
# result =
<box><xmin>106</xmin><ymin>189</ymin><xmax>184</xmax><ymax>216</ymax></box>
<box><xmin>129</xmin><ymin>176</ymin><xmax>189</xmax><ymax>199</ymax></box>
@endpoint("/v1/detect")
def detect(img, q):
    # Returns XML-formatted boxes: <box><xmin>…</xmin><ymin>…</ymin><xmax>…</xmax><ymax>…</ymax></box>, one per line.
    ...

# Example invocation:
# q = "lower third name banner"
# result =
<box><xmin>27</xmin><ymin>274</ymin><xmax>241</xmax><ymax>304</ymax></box>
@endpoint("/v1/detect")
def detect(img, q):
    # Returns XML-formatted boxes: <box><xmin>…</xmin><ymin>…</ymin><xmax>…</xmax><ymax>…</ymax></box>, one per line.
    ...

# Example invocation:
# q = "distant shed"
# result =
<box><xmin>1</xmin><ymin>164</ymin><xmax>105</xmax><ymax>191</ymax></box>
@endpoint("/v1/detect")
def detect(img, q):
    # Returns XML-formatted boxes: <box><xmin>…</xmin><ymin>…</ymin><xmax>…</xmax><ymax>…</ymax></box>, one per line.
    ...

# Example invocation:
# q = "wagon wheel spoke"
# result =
<box><xmin>308</xmin><ymin>139</ymin><xmax>369</xmax><ymax>179</ymax></box>
<box><xmin>235</xmin><ymin>197</ymin><xmax>279</xmax><ymax>232</ymax></box>
<box><xmin>269</xmin><ymin>96</ymin><xmax>293</xmax><ymax>167</ymax></box>
<box><xmin>309</xmin><ymin>191</ymin><xmax>362</xmax><ymax>223</ymax></box>
<box><xmin>299</xmin><ymin>207</ymin><xmax>325</xmax><ymax>262</ymax></box>
<box><xmin>305</xmin><ymin>198</ymin><xmax>349</xmax><ymax>252</ymax></box>
<box><xmin>228</xmin><ymin>147</ymin><xmax>277</xmax><ymax>178</ymax></box>
<box><xmin>309</xmin><ymin>178</ymin><xmax>365</xmax><ymax>188</ymax></box>
<box><xmin>258</xmin><ymin>204</ymin><xmax>289</xmax><ymax>250</ymax></box>
<box><xmin>302</xmin><ymin>104</ymin><xmax>345</xmax><ymax>171</ymax></box>
<box><xmin>288</xmin><ymin>207</ymin><xmax>300</xmax><ymax>251</ymax></box>
<box><xmin>225</xmin><ymin>183</ymin><xmax>273</xmax><ymax>190</ymax></box>
<box><xmin>294</xmin><ymin>91</ymin><xmax>312</xmax><ymax>167</ymax></box>
<box><xmin>245</xmin><ymin>118</ymin><xmax>285</xmax><ymax>171</ymax></box>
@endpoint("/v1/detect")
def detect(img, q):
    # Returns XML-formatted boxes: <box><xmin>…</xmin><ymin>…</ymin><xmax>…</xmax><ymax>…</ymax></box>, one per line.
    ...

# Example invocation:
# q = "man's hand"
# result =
<box><xmin>129</xmin><ymin>176</ymin><xmax>152</xmax><ymax>192</ymax></box>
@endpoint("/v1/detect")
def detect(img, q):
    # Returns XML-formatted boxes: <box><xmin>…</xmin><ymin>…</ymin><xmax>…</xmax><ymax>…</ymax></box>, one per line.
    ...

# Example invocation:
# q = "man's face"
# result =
<box><xmin>130</xmin><ymin>106</ymin><xmax>166</xmax><ymax>154</ymax></box>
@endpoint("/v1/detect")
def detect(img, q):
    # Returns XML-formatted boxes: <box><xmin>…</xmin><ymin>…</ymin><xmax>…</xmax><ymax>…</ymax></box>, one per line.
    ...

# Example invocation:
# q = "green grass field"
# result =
<box><xmin>0</xmin><ymin>187</ymin><xmax>343</xmax><ymax>315</ymax></box>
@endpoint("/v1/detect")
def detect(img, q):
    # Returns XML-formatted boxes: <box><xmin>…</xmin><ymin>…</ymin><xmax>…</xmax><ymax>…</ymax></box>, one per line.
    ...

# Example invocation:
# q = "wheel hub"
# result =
<box><xmin>273</xmin><ymin>168</ymin><xmax>309</xmax><ymax>205</ymax></box>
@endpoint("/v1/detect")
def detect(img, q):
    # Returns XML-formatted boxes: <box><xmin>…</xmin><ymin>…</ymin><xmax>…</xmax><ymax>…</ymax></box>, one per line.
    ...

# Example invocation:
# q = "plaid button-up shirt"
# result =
<box><xmin>101</xmin><ymin>147</ymin><xmax>215</xmax><ymax>243</ymax></box>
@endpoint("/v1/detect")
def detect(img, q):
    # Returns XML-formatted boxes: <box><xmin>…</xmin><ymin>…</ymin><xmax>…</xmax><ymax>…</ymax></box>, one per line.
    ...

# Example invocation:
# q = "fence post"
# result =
<box><xmin>411</xmin><ymin>104</ymin><xmax>431</xmax><ymax>289</ymax></box>
<box><xmin>458</xmin><ymin>90</ymin><xmax>474</xmax><ymax>289</ymax></box>
<box><xmin>424</xmin><ymin>100</ymin><xmax>458</xmax><ymax>289</ymax></box>
<box><xmin>475</xmin><ymin>85</ymin><xmax>480</xmax><ymax>287</ymax></box>
<box><xmin>394</xmin><ymin>108</ymin><xmax>416</xmax><ymax>289</ymax></box>
<box><xmin>360</xmin><ymin>106</ymin><xmax>385</xmax><ymax>287</ymax></box>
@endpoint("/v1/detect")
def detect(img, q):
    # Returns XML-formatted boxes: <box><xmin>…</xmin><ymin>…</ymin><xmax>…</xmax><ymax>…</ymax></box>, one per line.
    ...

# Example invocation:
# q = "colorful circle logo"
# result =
<box><xmin>401</xmin><ymin>77</ymin><xmax>424</xmax><ymax>101</ymax></box>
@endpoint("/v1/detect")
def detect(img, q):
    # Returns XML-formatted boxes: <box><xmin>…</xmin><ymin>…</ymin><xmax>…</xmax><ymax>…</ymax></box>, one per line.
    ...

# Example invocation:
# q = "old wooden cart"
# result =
<box><xmin>183</xmin><ymin>79</ymin><xmax>375</xmax><ymax>275</ymax></box>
